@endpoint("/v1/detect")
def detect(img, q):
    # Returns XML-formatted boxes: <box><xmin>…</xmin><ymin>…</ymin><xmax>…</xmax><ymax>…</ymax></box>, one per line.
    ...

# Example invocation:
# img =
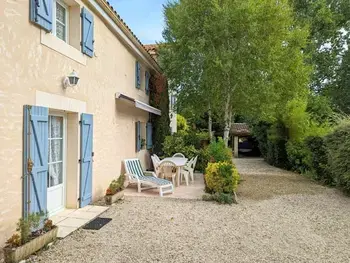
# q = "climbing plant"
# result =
<box><xmin>149</xmin><ymin>72</ymin><xmax>170</xmax><ymax>155</ymax></box>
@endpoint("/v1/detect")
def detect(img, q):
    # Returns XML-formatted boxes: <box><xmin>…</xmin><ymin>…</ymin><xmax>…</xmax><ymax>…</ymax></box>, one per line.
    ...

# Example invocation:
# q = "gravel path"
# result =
<box><xmin>32</xmin><ymin>158</ymin><xmax>350</xmax><ymax>263</ymax></box>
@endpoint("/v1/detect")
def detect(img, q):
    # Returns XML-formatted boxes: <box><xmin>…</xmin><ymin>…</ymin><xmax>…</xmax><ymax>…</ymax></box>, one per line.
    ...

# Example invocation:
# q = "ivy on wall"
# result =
<box><xmin>149</xmin><ymin>72</ymin><xmax>171</xmax><ymax>155</ymax></box>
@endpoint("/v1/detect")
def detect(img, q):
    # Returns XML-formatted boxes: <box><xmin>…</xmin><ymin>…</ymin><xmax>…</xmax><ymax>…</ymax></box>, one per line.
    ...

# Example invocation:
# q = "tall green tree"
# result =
<box><xmin>290</xmin><ymin>0</ymin><xmax>350</xmax><ymax>106</ymax></box>
<box><xmin>160</xmin><ymin>0</ymin><xmax>310</xmax><ymax>146</ymax></box>
<box><xmin>330</xmin><ymin>49</ymin><xmax>350</xmax><ymax>114</ymax></box>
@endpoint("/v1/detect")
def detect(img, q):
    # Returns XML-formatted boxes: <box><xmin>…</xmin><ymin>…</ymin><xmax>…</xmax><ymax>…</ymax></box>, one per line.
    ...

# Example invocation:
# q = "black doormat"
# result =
<box><xmin>83</xmin><ymin>217</ymin><xmax>112</xmax><ymax>230</ymax></box>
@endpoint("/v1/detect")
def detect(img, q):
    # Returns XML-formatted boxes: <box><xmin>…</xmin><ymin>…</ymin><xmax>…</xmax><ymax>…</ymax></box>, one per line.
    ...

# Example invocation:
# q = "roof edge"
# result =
<box><xmin>89</xmin><ymin>0</ymin><xmax>162</xmax><ymax>73</ymax></box>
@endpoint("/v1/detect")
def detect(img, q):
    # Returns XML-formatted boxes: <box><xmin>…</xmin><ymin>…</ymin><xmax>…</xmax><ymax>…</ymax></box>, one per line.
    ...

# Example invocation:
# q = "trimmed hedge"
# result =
<box><xmin>325</xmin><ymin>123</ymin><xmax>350</xmax><ymax>193</ymax></box>
<box><xmin>305</xmin><ymin>136</ymin><xmax>332</xmax><ymax>184</ymax></box>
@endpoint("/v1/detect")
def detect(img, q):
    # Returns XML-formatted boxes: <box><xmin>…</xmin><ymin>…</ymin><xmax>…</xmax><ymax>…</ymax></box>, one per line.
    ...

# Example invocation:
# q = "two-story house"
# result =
<box><xmin>0</xmin><ymin>0</ymin><xmax>162</xmax><ymax>247</ymax></box>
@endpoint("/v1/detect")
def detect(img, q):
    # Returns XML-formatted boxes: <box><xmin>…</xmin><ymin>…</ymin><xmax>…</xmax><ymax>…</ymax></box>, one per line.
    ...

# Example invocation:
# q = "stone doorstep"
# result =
<box><xmin>50</xmin><ymin>206</ymin><xmax>109</xmax><ymax>238</ymax></box>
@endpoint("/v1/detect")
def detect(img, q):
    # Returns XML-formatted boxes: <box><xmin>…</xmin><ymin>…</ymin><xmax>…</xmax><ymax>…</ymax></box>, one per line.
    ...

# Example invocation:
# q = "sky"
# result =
<box><xmin>108</xmin><ymin>0</ymin><xmax>167</xmax><ymax>44</ymax></box>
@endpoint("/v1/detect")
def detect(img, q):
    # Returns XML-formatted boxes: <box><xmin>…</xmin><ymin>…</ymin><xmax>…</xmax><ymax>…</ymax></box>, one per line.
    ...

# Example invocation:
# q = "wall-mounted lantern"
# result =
<box><xmin>63</xmin><ymin>70</ymin><xmax>80</xmax><ymax>89</ymax></box>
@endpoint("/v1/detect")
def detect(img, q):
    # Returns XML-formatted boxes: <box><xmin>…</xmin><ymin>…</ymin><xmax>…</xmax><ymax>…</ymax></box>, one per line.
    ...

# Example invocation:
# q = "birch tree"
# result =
<box><xmin>160</xmin><ymin>0</ymin><xmax>310</xmax><ymax>146</ymax></box>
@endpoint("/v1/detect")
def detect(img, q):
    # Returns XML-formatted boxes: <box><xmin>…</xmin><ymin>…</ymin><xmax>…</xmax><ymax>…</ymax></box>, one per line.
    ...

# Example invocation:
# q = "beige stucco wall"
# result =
<box><xmin>0</xmin><ymin>0</ymin><xmax>154</xmax><ymax>247</ymax></box>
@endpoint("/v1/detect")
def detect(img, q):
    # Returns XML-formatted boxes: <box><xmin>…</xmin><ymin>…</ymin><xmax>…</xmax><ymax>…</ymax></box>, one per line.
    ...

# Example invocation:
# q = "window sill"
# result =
<box><xmin>41</xmin><ymin>30</ymin><xmax>87</xmax><ymax>66</ymax></box>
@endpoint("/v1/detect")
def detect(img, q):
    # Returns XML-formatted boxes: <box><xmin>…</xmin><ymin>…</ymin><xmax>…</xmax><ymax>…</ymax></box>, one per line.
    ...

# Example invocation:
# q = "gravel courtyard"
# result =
<box><xmin>33</xmin><ymin>158</ymin><xmax>350</xmax><ymax>263</ymax></box>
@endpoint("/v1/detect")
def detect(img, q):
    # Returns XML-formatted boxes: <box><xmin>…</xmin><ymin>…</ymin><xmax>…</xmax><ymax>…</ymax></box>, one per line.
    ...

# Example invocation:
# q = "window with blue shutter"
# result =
<box><xmin>146</xmin><ymin>122</ymin><xmax>153</xmax><ymax>149</ymax></box>
<box><xmin>145</xmin><ymin>71</ymin><xmax>150</xmax><ymax>95</ymax></box>
<box><xmin>23</xmin><ymin>105</ymin><xmax>49</xmax><ymax>219</ymax></box>
<box><xmin>30</xmin><ymin>0</ymin><xmax>53</xmax><ymax>32</ymax></box>
<box><xmin>135</xmin><ymin>61</ymin><xmax>141</xmax><ymax>89</ymax></box>
<box><xmin>136</xmin><ymin>121</ymin><xmax>141</xmax><ymax>151</ymax></box>
<box><xmin>81</xmin><ymin>7</ymin><xmax>94</xmax><ymax>57</ymax></box>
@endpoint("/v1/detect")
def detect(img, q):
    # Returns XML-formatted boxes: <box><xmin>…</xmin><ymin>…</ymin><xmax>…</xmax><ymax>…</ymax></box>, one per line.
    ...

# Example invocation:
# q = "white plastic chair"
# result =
<box><xmin>153</xmin><ymin>154</ymin><xmax>161</xmax><ymax>162</ymax></box>
<box><xmin>184</xmin><ymin>156</ymin><xmax>198</xmax><ymax>182</ymax></box>
<box><xmin>151</xmin><ymin>155</ymin><xmax>161</xmax><ymax>177</ymax></box>
<box><xmin>172</xmin><ymin>153</ymin><xmax>185</xmax><ymax>158</ymax></box>
<box><xmin>159</xmin><ymin>160</ymin><xmax>178</xmax><ymax>186</ymax></box>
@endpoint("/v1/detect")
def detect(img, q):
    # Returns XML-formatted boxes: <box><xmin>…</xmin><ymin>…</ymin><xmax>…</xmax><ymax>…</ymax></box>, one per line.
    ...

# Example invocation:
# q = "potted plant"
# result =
<box><xmin>4</xmin><ymin>213</ymin><xmax>58</xmax><ymax>263</ymax></box>
<box><xmin>105</xmin><ymin>174</ymin><xmax>125</xmax><ymax>205</ymax></box>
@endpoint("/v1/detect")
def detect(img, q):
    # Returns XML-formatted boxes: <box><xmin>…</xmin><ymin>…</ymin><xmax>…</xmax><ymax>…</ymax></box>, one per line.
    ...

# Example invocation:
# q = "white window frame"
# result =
<box><xmin>47</xmin><ymin>113</ymin><xmax>67</xmax><ymax>190</ymax></box>
<box><xmin>53</xmin><ymin>0</ymin><xmax>69</xmax><ymax>43</ymax></box>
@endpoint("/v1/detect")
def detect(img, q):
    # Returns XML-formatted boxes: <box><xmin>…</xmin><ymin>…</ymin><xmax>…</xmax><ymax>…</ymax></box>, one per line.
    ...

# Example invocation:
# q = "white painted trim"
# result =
<box><xmin>47</xmin><ymin>112</ymin><xmax>67</xmax><ymax>216</ymax></box>
<box><xmin>41</xmin><ymin>29</ymin><xmax>87</xmax><ymax>65</ymax></box>
<box><xmin>53</xmin><ymin>0</ymin><xmax>70</xmax><ymax>43</ymax></box>
<box><xmin>86</xmin><ymin>0</ymin><xmax>160</xmax><ymax>72</ymax></box>
<box><xmin>36</xmin><ymin>91</ymin><xmax>87</xmax><ymax>113</ymax></box>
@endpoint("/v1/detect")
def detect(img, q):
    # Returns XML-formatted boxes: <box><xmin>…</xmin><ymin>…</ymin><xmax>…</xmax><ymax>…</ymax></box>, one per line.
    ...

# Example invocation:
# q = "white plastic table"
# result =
<box><xmin>162</xmin><ymin>157</ymin><xmax>188</xmax><ymax>186</ymax></box>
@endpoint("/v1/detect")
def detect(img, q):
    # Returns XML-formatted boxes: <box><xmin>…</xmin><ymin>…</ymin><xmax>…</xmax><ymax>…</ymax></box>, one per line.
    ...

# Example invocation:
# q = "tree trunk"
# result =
<box><xmin>208</xmin><ymin>104</ymin><xmax>213</xmax><ymax>142</ymax></box>
<box><xmin>223</xmin><ymin>94</ymin><xmax>232</xmax><ymax>147</ymax></box>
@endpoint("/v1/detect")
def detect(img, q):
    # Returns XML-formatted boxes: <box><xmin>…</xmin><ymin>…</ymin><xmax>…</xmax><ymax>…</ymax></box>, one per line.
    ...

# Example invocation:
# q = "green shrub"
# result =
<box><xmin>204</xmin><ymin>162</ymin><xmax>240</xmax><ymax>194</ymax></box>
<box><xmin>207</xmin><ymin>138</ymin><xmax>232</xmax><ymax>163</ymax></box>
<box><xmin>325</xmin><ymin>122</ymin><xmax>350</xmax><ymax>193</ymax></box>
<box><xmin>162</xmin><ymin>133</ymin><xmax>199</xmax><ymax>159</ymax></box>
<box><xmin>107</xmin><ymin>174</ymin><xmax>125</xmax><ymax>195</ymax></box>
<box><xmin>184</xmin><ymin>131</ymin><xmax>209</xmax><ymax>149</ymax></box>
<box><xmin>253</xmin><ymin>121</ymin><xmax>290</xmax><ymax>169</ymax></box>
<box><xmin>177</xmin><ymin>114</ymin><xmax>189</xmax><ymax>132</ymax></box>
<box><xmin>252</xmin><ymin>121</ymin><xmax>270</xmax><ymax>158</ymax></box>
<box><xmin>286</xmin><ymin>141</ymin><xmax>311</xmax><ymax>173</ymax></box>
<box><xmin>305</xmin><ymin>136</ymin><xmax>332</xmax><ymax>184</ymax></box>
<box><xmin>202</xmin><ymin>192</ymin><xmax>234</xmax><ymax>204</ymax></box>
<box><xmin>196</xmin><ymin>147</ymin><xmax>210</xmax><ymax>173</ymax></box>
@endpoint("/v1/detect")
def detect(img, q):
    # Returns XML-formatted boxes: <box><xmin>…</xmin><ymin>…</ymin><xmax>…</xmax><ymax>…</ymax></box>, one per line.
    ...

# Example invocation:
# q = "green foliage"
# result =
<box><xmin>163</xmin><ymin>133</ymin><xmax>199</xmax><ymax>159</ymax></box>
<box><xmin>265</xmin><ymin>121</ymin><xmax>290</xmax><ymax>169</ymax></box>
<box><xmin>204</xmin><ymin>162</ymin><xmax>240</xmax><ymax>195</ymax></box>
<box><xmin>196</xmin><ymin>147</ymin><xmax>210</xmax><ymax>173</ymax></box>
<box><xmin>176</xmin><ymin>114</ymin><xmax>189</xmax><ymax>132</ymax></box>
<box><xmin>149</xmin><ymin>74</ymin><xmax>171</xmax><ymax>156</ymax></box>
<box><xmin>325</xmin><ymin>121</ymin><xmax>350</xmax><ymax>193</ymax></box>
<box><xmin>207</xmin><ymin>137</ymin><xmax>232</xmax><ymax>163</ymax></box>
<box><xmin>162</xmin><ymin>130</ymin><xmax>211</xmax><ymax>172</ymax></box>
<box><xmin>286</xmin><ymin>141</ymin><xmax>311</xmax><ymax>173</ymax></box>
<box><xmin>107</xmin><ymin>174</ymin><xmax>125</xmax><ymax>195</ymax></box>
<box><xmin>282</xmin><ymin>98</ymin><xmax>331</xmax><ymax>142</ymax></box>
<box><xmin>251</xmin><ymin>122</ymin><xmax>270</xmax><ymax>157</ymax></box>
<box><xmin>307</xmin><ymin>94</ymin><xmax>337</xmax><ymax>125</ymax></box>
<box><xmin>202</xmin><ymin>192</ymin><xmax>234</xmax><ymax>204</ymax></box>
<box><xmin>17</xmin><ymin>212</ymin><xmax>43</xmax><ymax>245</ymax></box>
<box><xmin>328</xmin><ymin>49</ymin><xmax>350</xmax><ymax>114</ymax></box>
<box><xmin>161</xmin><ymin>0</ymin><xmax>311</xmax><ymax>135</ymax></box>
<box><xmin>183</xmin><ymin>131</ymin><xmax>209</xmax><ymax>149</ymax></box>
<box><xmin>305</xmin><ymin>136</ymin><xmax>332</xmax><ymax>184</ymax></box>
<box><xmin>290</xmin><ymin>0</ymin><xmax>349</xmax><ymax>93</ymax></box>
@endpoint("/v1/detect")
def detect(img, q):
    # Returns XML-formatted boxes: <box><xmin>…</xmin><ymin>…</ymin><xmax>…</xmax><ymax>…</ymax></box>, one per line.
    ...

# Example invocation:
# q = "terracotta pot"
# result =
<box><xmin>104</xmin><ymin>190</ymin><xmax>124</xmax><ymax>205</ymax></box>
<box><xmin>4</xmin><ymin>227</ymin><xmax>58</xmax><ymax>263</ymax></box>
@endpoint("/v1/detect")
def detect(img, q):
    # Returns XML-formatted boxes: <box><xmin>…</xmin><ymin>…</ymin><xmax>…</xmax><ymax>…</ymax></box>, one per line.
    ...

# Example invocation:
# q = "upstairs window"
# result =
<box><xmin>53</xmin><ymin>0</ymin><xmax>69</xmax><ymax>43</ymax></box>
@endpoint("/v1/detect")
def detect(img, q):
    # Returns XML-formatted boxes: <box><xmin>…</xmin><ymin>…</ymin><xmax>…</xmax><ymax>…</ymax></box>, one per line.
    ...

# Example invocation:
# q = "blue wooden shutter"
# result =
<box><xmin>146</xmin><ymin>122</ymin><xmax>153</xmax><ymax>149</ymax></box>
<box><xmin>145</xmin><ymin>71</ymin><xmax>150</xmax><ymax>95</ymax></box>
<box><xmin>80</xmin><ymin>113</ymin><xmax>93</xmax><ymax>207</ymax></box>
<box><xmin>23</xmin><ymin>105</ymin><xmax>49</xmax><ymax>218</ymax></box>
<box><xmin>30</xmin><ymin>0</ymin><xmax>53</xmax><ymax>32</ymax></box>
<box><xmin>135</xmin><ymin>61</ymin><xmax>141</xmax><ymax>89</ymax></box>
<box><xmin>81</xmin><ymin>7</ymin><xmax>94</xmax><ymax>57</ymax></box>
<box><xmin>136</xmin><ymin>121</ymin><xmax>141</xmax><ymax>151</ymax></box>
